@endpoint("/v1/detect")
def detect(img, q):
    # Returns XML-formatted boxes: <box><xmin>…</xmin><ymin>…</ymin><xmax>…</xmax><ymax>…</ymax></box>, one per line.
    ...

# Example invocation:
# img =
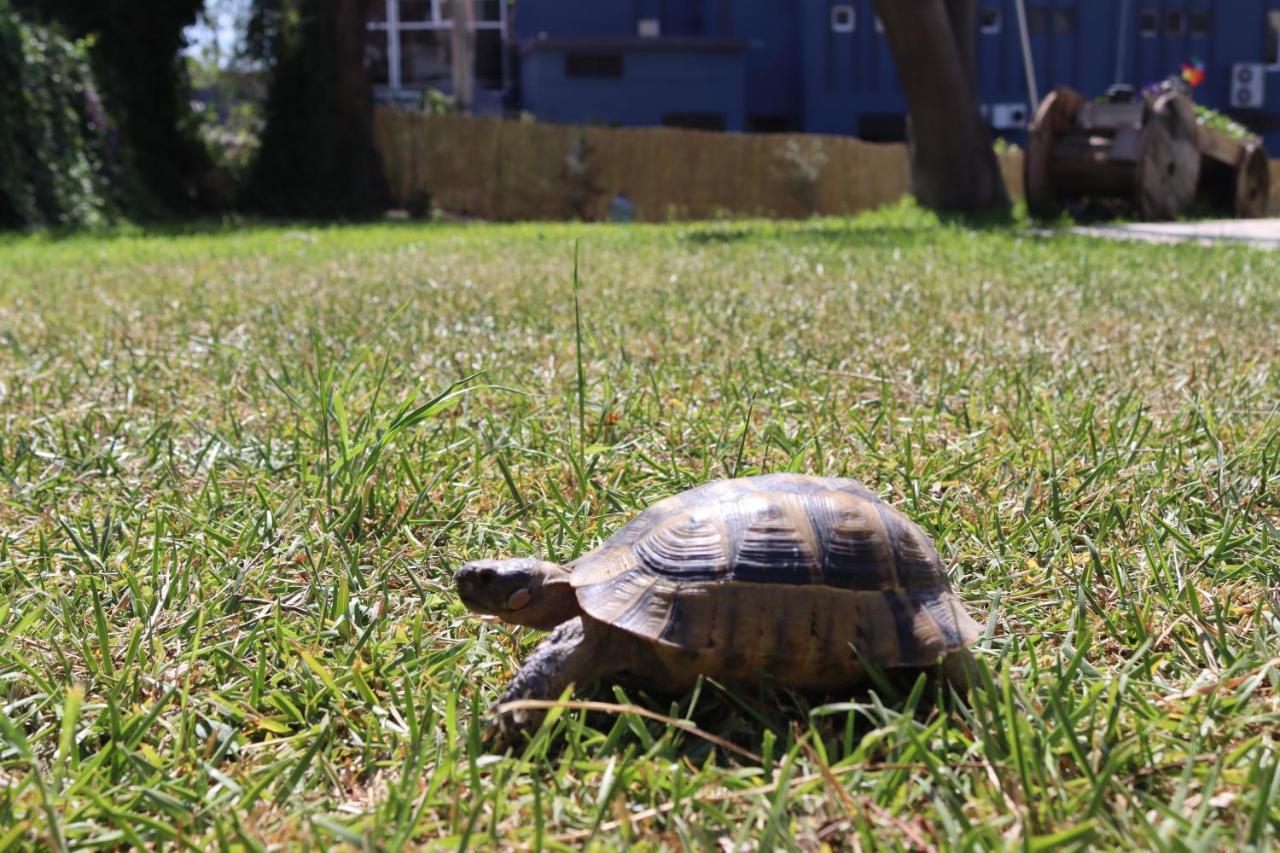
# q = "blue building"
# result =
<box><xmin>366</xmin><ymin>2</ymin><xmax>1280</xmax><ymax>151</ymax></box>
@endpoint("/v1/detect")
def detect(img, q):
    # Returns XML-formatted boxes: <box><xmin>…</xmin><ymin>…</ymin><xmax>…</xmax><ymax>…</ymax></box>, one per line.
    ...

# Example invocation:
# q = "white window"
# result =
<box><xmin>980</xmin><ymin>8</ymin><xmax>1001</xmax><ymax>34</ymax></box>
<box><xmin>365</xmin><ymin>0</ymin><xmax>508</xmax><ymax>93</ymax></box>
<box><xmin>874</xmin><ymin>14</ymin><xmax>884</xmax><ymax>34</ymax></box>
<box><xmin>637</xmin><ymin>17</ymin><xmax>661</xmax><ymax>38</ymax></box>
<box><xmin>831</xmin><ymin>5</ymin><xmax>855</xmax><ymax>33</ymax></box>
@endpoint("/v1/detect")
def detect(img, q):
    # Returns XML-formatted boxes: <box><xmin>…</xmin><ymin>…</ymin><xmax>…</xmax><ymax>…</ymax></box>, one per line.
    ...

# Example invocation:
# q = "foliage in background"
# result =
<box><xmin>777</xmin><ymin>137</ymin><xmax>829</xmax><ymax>214</ymax></box>
<box><xmin>243</xmin><ymin>0</ymin><xmax>387</xmax><ymax>217</ymax></box>
<box><xmin>188</xmin><ymin>58</ymin><xmax>267</xmax><ymax>205</ymax></box>
<box><xmin>563</xmin><ymin>129</ymin><xmax>599</xmax><ymax>220</ymax></box>
<box><xmin>423</xmin><ymin>86</ymin><xmax>459</xmax><ymax>116</ymax></box>
<box><xmin>184</xmin><ymin>0</ymin><xmax>266</xmax><ymax>207</ymax></box>
<box><xmin>14</xmin><ymin>0</ymin><xmax>212</xmax><ymax>217</ymax></box>
<box><xmin>1194</xmin><ymin>104</ymin><xmax>1258</xmax><ymax>143</ymax></box>
<box><xmin>0</xmin><ymin>2</ymin><xmax>118</xmax><ymax>228</ymax></box>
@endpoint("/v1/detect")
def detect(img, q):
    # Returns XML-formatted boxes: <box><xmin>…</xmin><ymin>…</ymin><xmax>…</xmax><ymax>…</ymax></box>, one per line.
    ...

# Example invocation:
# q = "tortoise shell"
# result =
<box><xmin>569</xmin><ymin>474</ymin><xmax>980</xmax><ymax>685</ymax></box>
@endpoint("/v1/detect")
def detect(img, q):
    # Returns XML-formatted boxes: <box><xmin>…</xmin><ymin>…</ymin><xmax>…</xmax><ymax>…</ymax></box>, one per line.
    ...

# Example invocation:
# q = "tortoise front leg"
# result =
<box><xmin>490</xmin><ymin>617</ymin><xmax>615</xmax><ymax>744</ymax></box>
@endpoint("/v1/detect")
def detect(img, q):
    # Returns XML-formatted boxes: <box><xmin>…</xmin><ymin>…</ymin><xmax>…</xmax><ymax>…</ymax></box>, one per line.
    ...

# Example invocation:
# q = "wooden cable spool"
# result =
<box><xmin>1025</xmin><ymin>87</ymin><xmax>1201</xmax><ymax>221</ymax></box>
<box><xmin>1234</xmin><ymin>143</ymin><xmax>1270</xmax><ymax>219</ymax></box>
<box><xmin>1196</xmin><ymin>124</ymin><xmax>1271</xmax><ymax>219</ymax></box>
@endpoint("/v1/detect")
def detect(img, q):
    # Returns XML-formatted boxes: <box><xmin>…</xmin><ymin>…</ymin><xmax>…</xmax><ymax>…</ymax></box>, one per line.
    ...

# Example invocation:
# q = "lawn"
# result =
<box><xmin>0</xmin><ymin>206</ymin><xmax>1277</xmax><ymax>849</ymax></box>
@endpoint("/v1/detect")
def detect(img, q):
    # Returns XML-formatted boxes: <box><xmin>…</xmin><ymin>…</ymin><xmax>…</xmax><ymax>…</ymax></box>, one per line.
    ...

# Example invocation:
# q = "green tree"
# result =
<box><xmin>243</xmin><ymin>0</ymin><xmax>387</xmax><ymax>217</ymax></box>
<box><xmin>15</xmin><ymin>0</ymin><xmax>212</xmax><ymax>215</ymax></box>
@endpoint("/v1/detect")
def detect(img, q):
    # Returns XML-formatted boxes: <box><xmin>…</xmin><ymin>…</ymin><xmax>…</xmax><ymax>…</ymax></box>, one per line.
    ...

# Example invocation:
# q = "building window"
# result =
<box><xmin>1138</xmin><ymin>10</ymin><xmax>1158</xmax><ymax>37</ymax></box>
<box><xmin>1189</xmin><ymin>10</ymin><xmax>1210</xmax><ymax>37</ymax></box>
<box><xmin>365</xmin><ymin>28</ymin><xmax>390</xmax><ymax>85</ymax></box>
<box><xmin>1165</xmin><ymin>11</ymin><xmax>1185</xmax><ymax>36</ymax></box>
<box><xmin>662</xmin><ymin>112</ymin><xmax>726</xmax><ymax>131</ymax></box>
<box><xmin>565</xmin><ymin>53</ymin><xmax>623</xmax><ymax>78</ymax></box>
<box><xmin>979</xmin><ymin>8</ymin><xmax>1002</xmax><ymax>34</ymax></box>
<box><xmin>831</xmin><ymin>5</ymin><xmax>855</xmax><ymax>33</ymax></box>
<box><xmin>873</xmin><ymin>14</ymin><xmax>884</xmax><ymax>34</ymax></box>
<box><xmin>399</xmin><ymin>0</ymin><xmax>432</xmax><ymax>23</ymax></box>
<box><xmin>400</xmin><ymin>29</ymin><xmax>449</xmax><ymax>85</ymax></box>
<box><xmin>366</xmin><ymin>0</ymin><xmax>509</xmax><ymax>94</ymax></box>
<box><xmin>746</xmin><ymin>115</ymin><xmax>796</xmax><ymax>133</ymax></box>
<box><xmin>637</xmin><ymin>17</ymin><xmax>661</xmax><ymax>38</ymax></box>
<box><xmin>858</xmin><ymin>113</ymin><xmax>906</xmax><ymax>142</ymax></box>
<box><xmin>1053</xmin><ymin>10</ymin><xmax>1074</xmax><ymax>34</ymax></box>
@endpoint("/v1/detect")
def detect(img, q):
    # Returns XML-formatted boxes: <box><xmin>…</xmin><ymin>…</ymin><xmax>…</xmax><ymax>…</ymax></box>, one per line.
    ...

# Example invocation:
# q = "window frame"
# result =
<box><xmin>830</xmin><ymin>4</ymin><xmax>856</xmax><ymax>34</ymax></box>
<box><xmin>979</xmin><ymin>7</ymin><xmax>1002</xmax><ymax>35</ymax></box>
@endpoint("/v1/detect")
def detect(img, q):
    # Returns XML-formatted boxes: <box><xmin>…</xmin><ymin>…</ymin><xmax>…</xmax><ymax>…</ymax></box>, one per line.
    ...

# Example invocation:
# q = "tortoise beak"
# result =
<box><xmin>454</xmin><ymin>561</ymin><xmax>497</xmax><ymax>589</ymax></box>
<box><xmin>454</xmin><ymin>561</ymin><xmax>500</xmax><ymax>607</ymax></box>
<box><xmin>455</xmin><ymin>560</ymin><xmax>536</xmax><ymax>615</ymax></box>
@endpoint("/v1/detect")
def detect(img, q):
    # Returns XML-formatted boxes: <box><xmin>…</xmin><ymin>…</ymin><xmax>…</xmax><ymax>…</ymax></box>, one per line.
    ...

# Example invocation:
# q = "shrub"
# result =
<box><xmin>0</xmin><ymin>2</ymin><xmax>117</xmax><ymax>228</ymax></box>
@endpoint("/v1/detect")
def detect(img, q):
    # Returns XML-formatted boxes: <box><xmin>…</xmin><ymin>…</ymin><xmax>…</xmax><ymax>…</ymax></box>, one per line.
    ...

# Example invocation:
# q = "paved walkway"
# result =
<box><xmin>1069</xmin><ymin>219</ymin><xmax>1280</xmax><ymax>249</ymax></box>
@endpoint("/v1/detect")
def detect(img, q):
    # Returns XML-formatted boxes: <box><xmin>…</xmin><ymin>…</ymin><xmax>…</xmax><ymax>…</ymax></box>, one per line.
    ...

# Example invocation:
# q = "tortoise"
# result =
<box><xmin>455</xmin><ymin>473</ymin><xmax>982</xmax><ymax>735</ymax></box>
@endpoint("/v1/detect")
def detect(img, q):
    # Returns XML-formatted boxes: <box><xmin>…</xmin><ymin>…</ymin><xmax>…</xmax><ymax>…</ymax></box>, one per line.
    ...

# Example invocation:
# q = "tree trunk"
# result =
<box><xmin>943</xmin><ymin>0</ymin><xmax>978</xmax><ymax>97</ymax></box>
<box><xmin>872</xmin><ymin>0</ymin><xmax>1010</xmax><ymax>212</ymax></box>
<box><xmin>334</xmin><ymin>0</ymin><xmax>374</xmax><ymax>128</ymax></box>
<box><xmin>451</xmin><ymin>0</ymin><xmax>475</xmax><ymax>113</ymax></box>
<box><xmin>246</xmin><ymin>0</ymin><xmax>388</xmax><ymax>216</ymax></box>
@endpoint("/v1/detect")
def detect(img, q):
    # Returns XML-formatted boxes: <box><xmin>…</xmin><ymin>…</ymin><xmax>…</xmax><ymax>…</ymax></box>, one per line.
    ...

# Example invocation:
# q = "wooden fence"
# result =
<box><xmin>374</xmin><ymin>109</ymin><xmax>1276</xmax><ymax>221</ymax></box>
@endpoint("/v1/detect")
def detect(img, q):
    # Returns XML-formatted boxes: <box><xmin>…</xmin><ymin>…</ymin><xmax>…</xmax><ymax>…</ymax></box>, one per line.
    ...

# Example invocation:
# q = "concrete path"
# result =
<box><xmin>1069</xmin><ymin>219</ymin><xmax>1280</xmax><ymax>249</ymax></box>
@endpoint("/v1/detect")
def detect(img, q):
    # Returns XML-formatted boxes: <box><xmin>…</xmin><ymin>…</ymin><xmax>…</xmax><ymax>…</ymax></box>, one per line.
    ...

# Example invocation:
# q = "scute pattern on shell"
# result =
<box><xmin>570</xmin><ymin>473</ymin><xmax>981</xmax><ymax>670</ymax></box>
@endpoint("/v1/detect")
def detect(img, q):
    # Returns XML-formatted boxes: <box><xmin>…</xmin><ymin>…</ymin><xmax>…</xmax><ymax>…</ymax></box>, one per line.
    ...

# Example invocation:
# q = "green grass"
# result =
<box><xmin>1</xmin><ymin>204</ymin><xmax>1278</xmax><ymax>849</ymax></box>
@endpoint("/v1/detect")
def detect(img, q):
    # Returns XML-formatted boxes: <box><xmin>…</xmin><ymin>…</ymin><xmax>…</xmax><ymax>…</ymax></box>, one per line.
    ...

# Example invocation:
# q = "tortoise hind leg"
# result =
<box><xmin>491</xmin><ymin>617</ymin><xmax>617</xmax><ymax>744</ymax></box>
<box><xmin>940</xmin><ymin>648</ymin><xmax>980</xmax><ymax>698</ymax></box>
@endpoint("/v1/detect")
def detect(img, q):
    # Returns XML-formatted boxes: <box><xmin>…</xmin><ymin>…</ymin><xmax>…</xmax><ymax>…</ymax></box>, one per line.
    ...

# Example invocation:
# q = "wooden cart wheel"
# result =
<box><xmin>1234</xmin><ymin>141</ymin><xmax>1270</xmax><ymax>219</ymax></box>
<box><xmin>1135</xmin><ymin>93</ymin><xmax>1200</xmax><ymax>221</ymax></box>
<box><xmin>1025</xmin><ymin>88</ymin><xmax>1084</xmax><ymax>218</ymax></box>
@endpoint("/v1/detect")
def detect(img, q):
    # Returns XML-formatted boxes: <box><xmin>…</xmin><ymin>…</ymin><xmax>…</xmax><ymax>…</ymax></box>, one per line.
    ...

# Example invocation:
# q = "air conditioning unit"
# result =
<box><xmin>992</xmin><ymin>102</ymin><xmax>1030</xmax><ymax>130</ymax></box>
<box><xmin>1230</xmin><ymin>63</ymin><xmax>1264</xmax><ymax>108</ymax></box>
<box><xmin>637</xmin><ymin>18</ymin><xmax>661</xmax><ymax>38</ymax></box>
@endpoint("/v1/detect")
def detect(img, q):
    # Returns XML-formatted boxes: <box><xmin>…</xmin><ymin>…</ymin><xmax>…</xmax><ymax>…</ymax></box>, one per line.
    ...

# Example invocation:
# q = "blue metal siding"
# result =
<box><xmin>515</xmin><ymin>0</ymin><xmax>1280</xmax><ymax>152</ymax></box>
<box><xmin>730</xmin><ymin>0</ymin><xmax>801</xmax><ymax>125</ymax></box>
<box><xmin>521</xmin><ymin>46</ymin><xmax>747</xmax><ymax>130</ymax></box>
<box><xmin>515</xmin><ymin>4</ymin><xmax>636</xmax><ymax>38</ymax></box>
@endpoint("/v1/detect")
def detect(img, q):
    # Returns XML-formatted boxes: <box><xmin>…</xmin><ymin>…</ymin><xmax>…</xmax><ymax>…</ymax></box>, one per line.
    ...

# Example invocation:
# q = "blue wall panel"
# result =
<box><xmin>521</xmin><ymin>48</ymin><xmax>747</xmax><ymax>130</ymax></box>
<box><xmin>514</xmin><ymin>4</ymin><xmax>636</xmax><ymax>38</ymax></box>
<box><xmin>731</xmin><ymin>0</ymin><xmax>801</xmax><ymax>124</ymax></box>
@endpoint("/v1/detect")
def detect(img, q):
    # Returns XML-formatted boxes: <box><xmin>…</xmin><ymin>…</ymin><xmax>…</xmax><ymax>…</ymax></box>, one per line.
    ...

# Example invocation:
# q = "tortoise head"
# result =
<box><xmin>454</xmin><ymin>558</ymin><xmax>579</xmax><ymax>630</ymax></box>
